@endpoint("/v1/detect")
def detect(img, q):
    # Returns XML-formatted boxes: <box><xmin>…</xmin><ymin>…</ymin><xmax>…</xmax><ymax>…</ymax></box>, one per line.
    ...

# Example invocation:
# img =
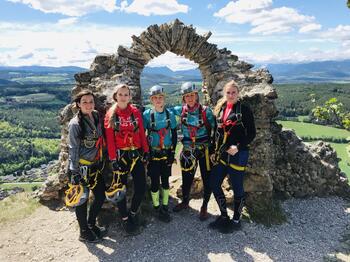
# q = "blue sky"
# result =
<box><xmin>0</xmin><ymin>0</ymin><xmax>349</xmax><ymax>70</ymax></box>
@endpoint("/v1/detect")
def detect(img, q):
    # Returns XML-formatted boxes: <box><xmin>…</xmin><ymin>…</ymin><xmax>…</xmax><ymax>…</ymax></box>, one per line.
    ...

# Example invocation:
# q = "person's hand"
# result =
<box><xmin>69</xmin><ymin>170</ymin><xmax>82</xmax><ymax>185</ymax></box>
<box><xmin>210</xmin><ymin>154</ymin><xmax>217</xmax><ymax>163</ymax></box>
<box><xmin>226</xmin><ymin>145</ymin><xmax>238</xmax><ymax>156</ymax></box>
<box><xmin>167</xmin><ymin>150</ymin><xmax>175</xmax><ymax>166</ymax></box>
<box><xmin>142</xmin><ymin>152</ymin><xmax>150</xmax><ymax>164</ymax></box>
<box><xmin>111</xmin><ymin>160</ymin><xmax>119</xmax><ymax>171</ymax></box>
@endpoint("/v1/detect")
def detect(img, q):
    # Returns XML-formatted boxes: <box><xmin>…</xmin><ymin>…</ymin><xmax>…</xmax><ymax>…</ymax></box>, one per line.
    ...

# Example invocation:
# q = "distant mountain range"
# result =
<box><xmin>257</xmin><ymin>60</ymin><xmax>350</xmax><ymax>83</ymax></box>
<box><xmin>2</xmin><ymin>59</ymin><xmax>350</xmax><ymax>84</ymax></box>
<box><xmin>0</xmin><ymin>65</ymin><xmax>87</xmax><ymax>73</ymax></box>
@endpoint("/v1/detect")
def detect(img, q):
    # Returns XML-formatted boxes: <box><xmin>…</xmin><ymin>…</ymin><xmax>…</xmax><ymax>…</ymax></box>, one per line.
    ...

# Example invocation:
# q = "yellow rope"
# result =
<box><xmin>219</xmin><ymin>159</ymin><xmax>246</xmax><ymax>171</ymax></box>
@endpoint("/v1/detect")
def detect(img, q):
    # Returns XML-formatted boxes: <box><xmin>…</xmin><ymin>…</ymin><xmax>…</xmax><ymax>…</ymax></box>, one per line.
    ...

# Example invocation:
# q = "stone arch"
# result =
<box><xmin>40</xmin><ymin>19</ymin><xmax>349</xmax><ymax>213</ymax></box>
<box><xmin>74</xmin><ymin>19</ymin><xmax>244</xmax><ymax>106</ymax></box>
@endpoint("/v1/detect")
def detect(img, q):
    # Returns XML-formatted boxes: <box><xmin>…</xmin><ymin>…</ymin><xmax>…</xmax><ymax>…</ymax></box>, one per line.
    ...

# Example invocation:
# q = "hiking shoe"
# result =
<box><xmin>130</xmin><ymin>212</ymin><xmax>147</xmax><ymax>227</ymax></box>
<box><xmin>122</xmin><ymin>218</ymin><xmax>140</xmax><ymax>236</ymax></box>
<box><xmin>231</xmin><ymin>219</ymin><xmax>242</xmax><ymax>230</ymax></box>
<box><xmin>199</xmin><ymin>206</ymin><xmax>209</xmax><ymax>221</ymax></box>
<box><xmin>88</xmin><ymin>225</ymin><xmax>107</xmax><ymax>239</ymax></box>
<box><xmin>79</xmin><ymin>228</ymin><xmax>100</xmax><ymax>243</ymax></box>
<box><xmin>173</xmin><ymin>202</ymin><xmax>189</xmax><ymax>212</ymax></box>
<box><xmin>218</xmin><ymin>218</ymin><xmax>234</xmax><ymax>234</ymax></box>
<box><xmin>208</xmin><ymin>215</ymin><xmax>232</xmax><ymax>234</ymax></box>
<box><xmin>158</xmin><ymin>206</ymin><xmax>171</xmax><ymax>223</ymax></box>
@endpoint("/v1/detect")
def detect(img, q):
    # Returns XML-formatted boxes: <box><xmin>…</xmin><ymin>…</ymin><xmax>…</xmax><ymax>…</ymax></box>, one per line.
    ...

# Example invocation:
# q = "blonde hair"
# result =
<box><xmin>213</xmin><ymin>80</ymin><xmax>239</xmax><ymax>116</ymax></box>
<box><xmin>107</xmin><ymin>84</ymin><xmax>131</xmax><ymax>128</ymax></box>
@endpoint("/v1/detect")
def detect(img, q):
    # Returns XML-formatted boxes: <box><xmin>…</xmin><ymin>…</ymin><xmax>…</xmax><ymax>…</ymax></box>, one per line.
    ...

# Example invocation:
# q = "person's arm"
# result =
<box><xmin>167</xmin><ymin>105</ymin><xmax>182</xmax><ymax>116</ymax></box>
<box><xmin>68</xmin><ymin>120</ymin><xmax>81</xmax><ymax>171</ymax></box>
<box><xmin>205</xmin><ymin>107</ymin><xmax>216</xmax><ymax>153</ymax></box>
<box><xmin>137</xmin><ymin>110</ymin><xmax>149</xmax><ymax>153</ymax></box>
<box><xmin>104</xmin><ymin>112</ymin><xmax>117</xmax><ymax>161</ymax></box>
<box><xmin>237</xmin><ymin>105</ymin><xmax>256</xmax><ymax>150</ymax></box>
<box><xmin>170</xmin><ymin>111</ymin><xmax>178</xmax><ymax>150</ymax></box>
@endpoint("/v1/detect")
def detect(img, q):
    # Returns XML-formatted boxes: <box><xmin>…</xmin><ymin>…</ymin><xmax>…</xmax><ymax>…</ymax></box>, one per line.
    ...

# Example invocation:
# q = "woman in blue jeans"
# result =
<box><xmin>209</xmin><ymin>80</ymin><xmax>256</xmax><ymax>234</ymax></box>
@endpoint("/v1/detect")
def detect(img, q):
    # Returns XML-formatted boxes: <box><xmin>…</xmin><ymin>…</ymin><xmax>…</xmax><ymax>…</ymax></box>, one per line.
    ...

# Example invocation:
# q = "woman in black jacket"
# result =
<box><xmin>209</xmin><ymin>80</ymin><xmax>256</xmax><ymax>234</ymax></box>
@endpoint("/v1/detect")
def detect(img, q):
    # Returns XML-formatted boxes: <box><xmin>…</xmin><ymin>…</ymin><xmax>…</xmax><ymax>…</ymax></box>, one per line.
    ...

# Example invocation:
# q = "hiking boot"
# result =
<box><xmin>208</xmin><ymin>215</ymin><xmax>226</xmax><ymax>229</ymax></box>
<box><xmin>130</xmin><ymin>212</ymin><xmax>147</xmax><ymax>227</ymax></box>
<box><xmin>158</xmin><ymin>206</ymin><xmax>171</xmax><ymax>223</ymax></box>
<box><xmin>88</xmin><ymin>225</ymin><xmax>107</xmax><ymax>239</ymax></box>
<box><xmin>173</xmin><ymin>202</ymin><xmax>189</xmax><ymax>212</ymax></box>
<box><xmin>231</xmin><ymin>219</ymin><xmax>242</xmax><ymax>230</ymax></box>
<box><xmin>199</xmin><ymin>206</ymin><xmax>209</xmax><ymax>221</ymax></box>
<box><xmin>218</xmin><ymin>218</ymin><xmax>234</xmax><ymax>234</ymax></box>
<box><xmin>122</xmin><ymin>218</ymin><xmax>140</xmax><ymax>236</ymax></box>
<box><xmin>208</xmin><ymin>215</ymin><xmax>233</xmax><ymax>234</ymax></box>
<box><xmin>79</xmin><ymin>228</ymin><xmax>100</xmax><ymax>243</ymax></box>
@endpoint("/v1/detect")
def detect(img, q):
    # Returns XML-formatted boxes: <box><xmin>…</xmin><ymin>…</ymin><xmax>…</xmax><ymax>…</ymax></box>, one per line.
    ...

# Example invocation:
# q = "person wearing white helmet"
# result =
<box><xmin>170</xmin><ymin>82</ymin><xmax>216</xmax><ymax>221</ymax></box>
<box><xmin>143</xmin><ymin>85</ymin><xmax>177</xmax><ymax>223</ymax></box>
<box><xmin>66</xmin><ymin>89</ymin><xmax>107</xmax><ymax>243</ymax></box>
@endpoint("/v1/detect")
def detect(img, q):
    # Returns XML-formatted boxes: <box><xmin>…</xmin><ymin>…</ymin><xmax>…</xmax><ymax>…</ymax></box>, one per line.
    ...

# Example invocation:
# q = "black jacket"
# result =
<box><xmin>214</xmin><ymin>101</ymin><xmax>256</xmax><ymax>153</ymax></box>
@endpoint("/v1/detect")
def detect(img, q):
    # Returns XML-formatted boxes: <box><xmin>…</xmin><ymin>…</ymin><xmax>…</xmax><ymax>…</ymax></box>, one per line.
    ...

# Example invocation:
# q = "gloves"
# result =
<box><xmin>167</xmin><ymin>150</ymin><xmax>175</xmax><ymax>166</ymax></box>
<box><xmin>69</xmin><ymin>170</ymin><xmax>83</xmax><ymax>185</ymax></box>
<box><xmin>111</xmin><ymin>160</ymin><xmax>119</xmax><ymax>172</ymax></box>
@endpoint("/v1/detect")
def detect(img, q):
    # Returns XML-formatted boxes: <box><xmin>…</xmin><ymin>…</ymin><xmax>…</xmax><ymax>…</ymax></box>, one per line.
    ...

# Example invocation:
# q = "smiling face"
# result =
<box><xmin>225</xmin><ymin>83</ymin><xmax>239</xmax><ymax>104</ymax></box>
<box><xmin>114</xmin><ymin>86</ymin><xmax>131</xmax><ymax>109</ymax></box>
<box><xmin>77</xmin><ymin>94</ymin><xmax>95</xmax><ymax>115</ymax></box>
<box><xmin>150</xmin><ymin>94</ymin><xmax>165</xmax><ymax>110</ymax></box>
<box><xmin>183</xmin><ymin>92</ymin><xmax>198</xmax><ymax>107</ymax></box>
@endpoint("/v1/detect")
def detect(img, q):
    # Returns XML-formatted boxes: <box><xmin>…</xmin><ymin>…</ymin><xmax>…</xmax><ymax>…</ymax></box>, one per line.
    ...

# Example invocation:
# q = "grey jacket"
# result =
<box><xmin>68</xmin><ymin>111</ymin><xmax>104</xmax><ymax>171</ymax></box>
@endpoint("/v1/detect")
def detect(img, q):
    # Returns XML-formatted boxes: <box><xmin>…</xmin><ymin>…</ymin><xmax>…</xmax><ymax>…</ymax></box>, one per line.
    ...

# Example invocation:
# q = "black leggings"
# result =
<box><xmin>116</xmin><ymin>158</ymin><xmax>146</xmax><ymax>218</ymax></box>
<box><xmin>148</xmin><ymin>160</ymin><xmax>171</xmax><ymax>192</ymax></box>
<box><xmin>181</xmin><ymin>153</ymin><xmax>211</xmax><ymax>206</ymax></box>
<box><xmin>75</xmin><ymin>173</ymin><xmax>106</xmax><ymax>231</ymax></box>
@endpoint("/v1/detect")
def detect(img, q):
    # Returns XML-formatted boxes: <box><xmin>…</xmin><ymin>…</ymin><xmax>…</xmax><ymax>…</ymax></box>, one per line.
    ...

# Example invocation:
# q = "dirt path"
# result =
<box><xmin>0</xmin><ymin>164</ymin><xmax>349</xmax><ymax>262</ymax></box>
<box><xmin>0</xmin><ymin>195</ymin><xmax>349</xmax><ymax>262</ymax></box>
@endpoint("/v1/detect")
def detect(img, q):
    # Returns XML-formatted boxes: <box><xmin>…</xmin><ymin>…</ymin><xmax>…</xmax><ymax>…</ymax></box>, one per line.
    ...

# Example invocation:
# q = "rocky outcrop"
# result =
<box><xmin>40</xmin><ymin>19</ymin><xmax>349</xmax><ymax>211</ymax></box>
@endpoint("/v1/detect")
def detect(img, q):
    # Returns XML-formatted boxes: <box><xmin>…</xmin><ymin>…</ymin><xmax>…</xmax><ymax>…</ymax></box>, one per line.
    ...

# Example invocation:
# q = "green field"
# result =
<box><xmin>278</xmin><ymin>121</ymin><xmax>350</xmax><ymax>140</ymax></box>
<box><xmin>0</xmin><ymin>182</ymin><xmax>43</xmax><ymax>192</ymax></box>
<box><xmin>11</xmin><ymin>74</ymin><xmax>71</xmax><ymax>83</ymax></box>
<box><xmin>278</xmin><ymin>121</ymin><xmax>350</xmax><ymax>180</ymax></box>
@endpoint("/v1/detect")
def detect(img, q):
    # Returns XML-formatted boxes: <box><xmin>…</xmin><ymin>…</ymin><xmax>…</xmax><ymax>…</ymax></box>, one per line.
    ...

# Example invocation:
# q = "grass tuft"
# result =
<box><xmin>0</xmin><ymin>192</ymin><xmax>40</xmax><ymax>224</ymax></box>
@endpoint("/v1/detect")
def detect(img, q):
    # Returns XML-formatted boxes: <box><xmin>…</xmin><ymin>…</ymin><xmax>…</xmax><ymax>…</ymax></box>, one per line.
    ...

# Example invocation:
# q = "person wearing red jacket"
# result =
<box><xmin>104</xmin><ymin>84</ymin><xmax>149</xmax><ymax>236</ymax></box>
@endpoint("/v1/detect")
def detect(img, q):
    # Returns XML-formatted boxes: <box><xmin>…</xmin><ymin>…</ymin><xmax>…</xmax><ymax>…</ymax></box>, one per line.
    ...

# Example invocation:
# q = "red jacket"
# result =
<box><xmin>104</xmin><ymin>104</ymin><xmax>149</xmax><ymax>160</ymax></box>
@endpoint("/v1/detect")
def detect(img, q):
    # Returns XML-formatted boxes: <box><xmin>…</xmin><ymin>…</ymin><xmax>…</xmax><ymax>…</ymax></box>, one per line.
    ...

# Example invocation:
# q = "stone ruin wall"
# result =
<box><xmin>40</xmin><ymin>19</ymin><xmax>349</xmax><ymax>205</ymax></box>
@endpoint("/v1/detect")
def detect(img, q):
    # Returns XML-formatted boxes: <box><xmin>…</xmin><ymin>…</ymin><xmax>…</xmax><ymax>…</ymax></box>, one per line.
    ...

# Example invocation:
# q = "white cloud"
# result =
<box><xmin>18</xmin><ymin>52</ymin><xmax>34</xmax><ymax>59</ymax></box>
<box><xmin>7</xmin><ymin>0</ymin><xmax>118</xmax><ymax>16</ymax></box>
<box><xmin>239</xmin><ymin>47</ymin><xmax>350</xmax><ymax>64</ymax></box>
<box><xmin>207</xmin><ymin>4</ymin><xmax>213</xmax><ymax>10</ymax></box>
<box><xmin>122</xmin><ymin>0</ymin><xmax>189</xmax><ymax>16</ymax></box>
<box><xmin>147</xmin><ymin>51</ymin><xmax>197</xmax><ymax>71</ymax></box>
<box><xmin>57</xmin><ymin>17</ymin><xmax>79</xmax><ymax>26</ymax></box>
<box><xmin>299</xmin><ymin>23</ymin><xmax>322</xmax><ymax>33</ymax></box>
<box><xmin>0</xmin><ymin>21</ymin><xmax>145</xmax><ymax>67</ymax></box>
<box><xmin>214</xmin><ymin>0</ymin><xmax>321</xmax><ymax>35</ymax></box>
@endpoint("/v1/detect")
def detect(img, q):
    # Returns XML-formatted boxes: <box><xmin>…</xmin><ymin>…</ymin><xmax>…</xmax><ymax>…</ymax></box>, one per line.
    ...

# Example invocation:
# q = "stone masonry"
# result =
<box><xmin>40</xmin><ymin>19</ymin><xmax>349</xmax><ymax>210</ymax></box>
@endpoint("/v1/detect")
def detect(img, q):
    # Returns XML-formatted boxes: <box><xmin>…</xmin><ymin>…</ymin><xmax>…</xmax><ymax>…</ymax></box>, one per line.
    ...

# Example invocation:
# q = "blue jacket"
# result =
<box><xmin>143</xmin><ymin>108</ymin><xmax>177</xmax><ymax>149</ymax></box>
<box><xmin>170</xmin><ymin>104</ymin><xmax>216</xmax><ymax>148</ymax></box>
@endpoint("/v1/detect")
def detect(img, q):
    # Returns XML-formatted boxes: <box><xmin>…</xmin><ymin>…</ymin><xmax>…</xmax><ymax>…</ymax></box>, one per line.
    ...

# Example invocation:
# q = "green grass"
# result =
<box><xmin>329</xmin><ymin>143</ymin><xmax>350</xmax><ymax>178</ymax></box>
<box><xmin>12</xmin><ymin>93</ymin><xmax>56</xmax><ymax>103</ymax></box>
<box><xmin>0</xmin><ymin>192</ymin><xmax>40</xmax><ymax>224</ymax></box>
<box><xmin>0</xmin><ymin>182</ymin><xmax>43</xmax><ymax>192</ymax></box>
<box><xmin>277</xmin><ymin>121</ymin><xmax>350</xmax><ymax>140</ymax></box>
<box><xmin>11</xmin><ymin>75</ymin><xmax>71</xmax><ymax>83</ymax></box>
<box><xmin>278</xmin><ymin>121</ymin><xmax>350</xmax><ymax>181</ymax></box>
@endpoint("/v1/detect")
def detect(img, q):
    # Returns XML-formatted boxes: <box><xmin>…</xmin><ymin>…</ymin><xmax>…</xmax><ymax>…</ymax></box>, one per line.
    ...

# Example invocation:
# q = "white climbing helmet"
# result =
<box><xmin>181</xmin><ymin>82</ymin><xmax>197</xmax><ymax>95</ymax></box>
<box><xmin>149</xmin><ymin>85</ymin><xmax>165</xmax><ymax>97</ymax></box>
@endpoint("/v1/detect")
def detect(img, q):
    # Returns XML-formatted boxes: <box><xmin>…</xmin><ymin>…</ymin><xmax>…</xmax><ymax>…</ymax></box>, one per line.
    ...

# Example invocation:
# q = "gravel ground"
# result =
<box><xmin>1</xmin><ymin>196</ymin><xmax>348</xmax><ymax>262</ymax></box>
